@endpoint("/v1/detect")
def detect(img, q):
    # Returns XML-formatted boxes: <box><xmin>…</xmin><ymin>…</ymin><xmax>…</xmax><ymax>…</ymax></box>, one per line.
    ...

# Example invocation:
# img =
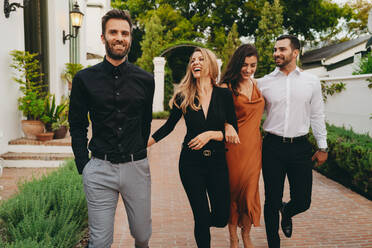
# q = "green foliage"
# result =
<box><xmin>0</xmin><ymin>160</ymin><xmax>87</xmax><ymax>247</ymax></box>
<box><xmin>320</xmin><ymin>81</ymin><xmax>346</xmax><ymax>102</ymax></box>
<box><xmin>138</xmin><ymin>4</ymin><xmax>200</xmax><ymax>44</ymax></box>
<box><xmin>163</xmin><ymin>67</ymin><xmax>174</xmax><ymax>111</ymax></box>
<box><xmin>17</xmin><ymin>92</ymin><xmax>45</xmax><ymax>121</ymax></box>
<box><xmin>281</xmin><ymin>0</ymin><xmax>351</xmax><ymax>42</ymax></box>
<box><xmin>353</xmin><ymin>52</ymin><xmax>372</xmax><ymax>88</ymax></box>
<box><xmin>308</xmin><ymin>124</ymin><xmax>372</xmax><ymax>200</ymax></box>
<box><xmin>111</xmin><ymin>0</ymin><xmax>349</xmax><ymax>52</ymax></box>
<box><xmin>61</xmin><ymin>63</ymin><xmax>84</xmax><ymax>83</ymax></box>
<box><xmin>40</xmin><ymin>95</ymin><xmax>68</xmax><ymax>132</ymax></box>
<box><xmin>136</xmin><ymin>14</ymin><xmax>165</xmax><ymax>72</ymax></box>
<box><xmin>221</xmin><ymin>23</ymin><xmax>241</xmax><ymax>72</ymax></box>
<box><xmin>353</xmin><ymin>52</ymin><xmax>372</xmax><ymax>75</ymax></box>
<box><xmin>152</xmin><ymin>111</ymin><xmax>170</xmax><ymax>119</ymax></box>
<box><xmin>255</xmin><ymin>0</ymin><xmax>283</xmax><ymax>78</ymax></box>
<box><xmin>51</xmin><ymin>97</ymin><xmax>70</xmax><ymax>132</ymax></box>
<box><xmin>10</xmin><ymin>50</ymin><xmax>47</xmax><ymax>120</ymax></box>
<box><xmin>345</xmin><ymin>0</ymin><xmax>372</xmax><ymax>38</ymax></box>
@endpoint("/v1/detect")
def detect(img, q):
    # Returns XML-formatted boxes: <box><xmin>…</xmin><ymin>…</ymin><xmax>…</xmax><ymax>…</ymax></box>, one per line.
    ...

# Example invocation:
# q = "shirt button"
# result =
<box><xmin>115</xmin><ymin>75</ymin><xmax>118</xmax><ymax>79</ymax></box>
<box><xmin>118</xmin><ymin>127</ymin><xmax>122</xmax><ymax>131</ymax></box>
<box><xmin>116</xmin><ymin>92</ymin><xmax>120</xmax><ymax>96</ymax></box>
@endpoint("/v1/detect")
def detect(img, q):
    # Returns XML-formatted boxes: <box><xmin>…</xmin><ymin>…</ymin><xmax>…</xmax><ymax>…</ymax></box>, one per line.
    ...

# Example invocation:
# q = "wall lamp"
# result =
<box><xmin>62</xmin><ymin>2</ymin><xmax>84</xmax><ymax>44</ymax></box>
<box><xmin>4</xmin><ymin>0</ymin><xmax>30</xmax><ymax>18</ymax></box>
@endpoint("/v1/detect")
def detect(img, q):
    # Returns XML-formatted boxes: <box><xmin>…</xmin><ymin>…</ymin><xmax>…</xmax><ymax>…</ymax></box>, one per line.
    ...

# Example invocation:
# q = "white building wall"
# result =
<box><xmin>47</xmin><ymin>0</ymin><xmax>71</xmax><ymax>103</ymax></box>
<box><xmin>0</xmin><ymin>4</ymin><xmax>25</xmax><ymax>154</ymax></box>
<box><xmin>321</xmin><ymin>74</ymin><xmax>372</xmax><ymax>136</ymax></box>
<box><xmin>327</xmin><ymin>63</ymin><xmax>355</xmax><ymax>77</ymax></box>
<box><xmin>86</xmin><ymin>1</ymin><xmax>106</xmax><ymax>56</ymax></box>
<box><xmin>304</xmin><ymin>66</ymin><xmax>328</xmax><ymax>77</ymax></box>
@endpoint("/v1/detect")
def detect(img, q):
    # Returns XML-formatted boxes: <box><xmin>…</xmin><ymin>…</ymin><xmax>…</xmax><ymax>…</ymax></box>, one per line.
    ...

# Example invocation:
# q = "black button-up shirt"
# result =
<box><xmin>152</xmin><ymin>87</ymin><xmax>238</xmax><ymax>150</ymax></box>
<box><xmin>69</xmin><ymin>57</ymin><xmax>155</xmax><ymax>174</ymax></box>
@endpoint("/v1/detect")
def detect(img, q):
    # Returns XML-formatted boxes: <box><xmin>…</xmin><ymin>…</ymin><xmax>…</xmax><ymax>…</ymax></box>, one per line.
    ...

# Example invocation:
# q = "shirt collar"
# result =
<box><xmin>272</xmin><ymin>66</ymin><xmax>301</xmax><ymax>76</ymax></box>
<box><xmin>102</xmin><ymin>56</ymin><xmax>129</xmax><ymax>76</ymax></box>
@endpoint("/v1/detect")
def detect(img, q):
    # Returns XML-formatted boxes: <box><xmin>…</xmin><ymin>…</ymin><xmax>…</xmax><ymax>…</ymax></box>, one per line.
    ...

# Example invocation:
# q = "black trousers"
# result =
<box><xmin>262</xmin><ymin>134</ymin><xmax>313</xmax><ymax>248</ymax></box>
<box><xmin>179</xmin><ymin>148</ymin><xmax>230</xmax><ymax>248</ymax></box>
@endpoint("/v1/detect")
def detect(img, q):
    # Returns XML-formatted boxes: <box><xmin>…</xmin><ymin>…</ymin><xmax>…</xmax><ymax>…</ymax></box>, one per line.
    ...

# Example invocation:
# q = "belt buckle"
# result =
<box><xmin>203</xmin><ymin>150</ymin><xmax>212</xmax><ymax>157</ymax></box>
<box><xmin>282</xmin><ymin>137</ymin><xmax>294</xmax><ymax>143</ymax></box>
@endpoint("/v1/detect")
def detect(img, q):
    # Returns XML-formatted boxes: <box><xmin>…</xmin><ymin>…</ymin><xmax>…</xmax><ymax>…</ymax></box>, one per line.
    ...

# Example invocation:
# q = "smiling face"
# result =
<box><xmin>273</xmin><ymin>38</ymin><xmax>298</xmax><ymax>68</ymax></box>
<box><xmin>101</xmin><ymin>18</ymin><xmax>132</xmax><ymax>61</ymax></box>
<box><xmin>240</xmin><ymin>56</ymin><xmax>257</xmax><ymax>81</ymax></box>
<box><xmin>190</xmin><ymin>51</ymin><xmax>209</xmax><ymax>79</ymax></box>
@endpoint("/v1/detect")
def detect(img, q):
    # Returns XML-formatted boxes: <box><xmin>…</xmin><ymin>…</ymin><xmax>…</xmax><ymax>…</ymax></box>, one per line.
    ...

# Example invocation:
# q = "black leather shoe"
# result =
<box><xmin>280</xmin><ymin>202</ymin><xmax>293</xmax><ymax>238</ymax></box>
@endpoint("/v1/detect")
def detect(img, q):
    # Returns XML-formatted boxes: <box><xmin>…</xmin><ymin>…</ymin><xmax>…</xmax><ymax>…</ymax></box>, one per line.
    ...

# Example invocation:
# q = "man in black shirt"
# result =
<box><xmin>69</xmin><ymin>9</ymin><xmax>154</xmax><ymax>248</ymax></box>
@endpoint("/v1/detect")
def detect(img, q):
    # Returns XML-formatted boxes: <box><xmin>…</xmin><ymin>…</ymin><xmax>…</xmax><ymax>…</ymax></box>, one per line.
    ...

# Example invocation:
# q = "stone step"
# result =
<box><xmin>8</xmin><ymin>138</ymin><xmax>72</xmax><ymax>153</ymax></box>
<box><xmin>0</xmin><ymin>152</ymin><xmax>74</xmax><ymax>168</ymax></box>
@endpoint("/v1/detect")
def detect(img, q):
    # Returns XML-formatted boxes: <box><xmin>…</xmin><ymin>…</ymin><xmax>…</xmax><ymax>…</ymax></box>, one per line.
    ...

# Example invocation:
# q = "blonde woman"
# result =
<box><xmin>147</xmin><ymin>47</ymin><xmax>238</xmax><ymax>247</ymax></box>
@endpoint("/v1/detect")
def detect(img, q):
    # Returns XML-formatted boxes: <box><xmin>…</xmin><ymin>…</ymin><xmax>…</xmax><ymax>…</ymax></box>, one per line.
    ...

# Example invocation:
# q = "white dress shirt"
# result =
<box><xmin>257</xmin><ymin>67</ymin><xmax>327</xmax><ymax>149</ymax></box>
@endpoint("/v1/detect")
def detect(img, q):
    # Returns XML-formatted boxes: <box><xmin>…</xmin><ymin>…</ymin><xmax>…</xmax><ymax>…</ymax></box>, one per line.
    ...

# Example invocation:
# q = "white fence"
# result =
<box><xmin>320</xmin><ymin>74</ymin><xmax>372</xmax><ymax>136</ymax></box>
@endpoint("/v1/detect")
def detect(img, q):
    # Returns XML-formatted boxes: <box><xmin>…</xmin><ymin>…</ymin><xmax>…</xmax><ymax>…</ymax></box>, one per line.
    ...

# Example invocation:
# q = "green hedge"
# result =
<box><xmin>0</xmin><ymin>160</ymin><xmax>87</xmax><ymax>248</ymax></box>
<box><xmin>308</xmin><ymin>124</ymin><xmax>372</xmax><ymax>200</ymax></box>
<box><xmin>152</xmin><ymin>111</ymin><xmax>170</xmax><ymax>119</ymax></box>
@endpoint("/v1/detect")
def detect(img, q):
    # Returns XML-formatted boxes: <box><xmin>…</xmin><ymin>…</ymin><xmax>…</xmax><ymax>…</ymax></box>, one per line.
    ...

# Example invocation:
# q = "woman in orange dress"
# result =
<box><xmin>220</xmin><ymin>44</ymin><xmax>265</xmax><ymax>248</ymax></box>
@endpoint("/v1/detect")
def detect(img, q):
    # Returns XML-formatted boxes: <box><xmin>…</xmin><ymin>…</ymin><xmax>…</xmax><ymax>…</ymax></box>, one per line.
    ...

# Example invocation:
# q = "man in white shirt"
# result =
<box><xmin>258</xmin><ymin>35</ymin><xmax>328</xmax><ymax>248</ymax></box>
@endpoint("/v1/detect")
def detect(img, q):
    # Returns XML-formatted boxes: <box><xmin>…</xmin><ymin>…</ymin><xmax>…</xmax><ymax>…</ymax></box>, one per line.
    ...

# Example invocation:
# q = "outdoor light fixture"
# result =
<box><xmin>3</xmin><ymin>0</ymin><xmax>30</xmax><ymax>18</ymax></box>
<box><xmin>62</xmin><ymin>2</ymin><xmax>84</xmax><ymax>44</ymax></box>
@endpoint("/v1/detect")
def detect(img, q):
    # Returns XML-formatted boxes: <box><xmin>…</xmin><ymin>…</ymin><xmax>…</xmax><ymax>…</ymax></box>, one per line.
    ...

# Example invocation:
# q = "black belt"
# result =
<box><xmin>265</xmin><ymin>133</ymin><xmax>308</xmax><ymax>144</ymax></box>
<box><xmin>92</xmin><ymin>149</ymin><xmax>147</xmax><ymax>164</ymax></box>
<box><xmin>182</xmin><ymin>145</ymin><xmax>226</xmax><ymax>157</ymax></box>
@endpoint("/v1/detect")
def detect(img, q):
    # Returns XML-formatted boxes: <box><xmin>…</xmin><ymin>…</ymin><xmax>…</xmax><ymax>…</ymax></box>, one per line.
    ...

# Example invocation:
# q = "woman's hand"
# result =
<box><xmin>147</xmin><ymin>137</ymin><xmax>156</xmax><ymax>147</ymax></box>
<box><xmin>225</xmin><ymin>123</ymin><xmax>240</xmax><ymax>144</ymax></box>
<box><xmin>188</xmin><ymin>131</ymin><xmax>213</xmax><ymax>150</ymax></box>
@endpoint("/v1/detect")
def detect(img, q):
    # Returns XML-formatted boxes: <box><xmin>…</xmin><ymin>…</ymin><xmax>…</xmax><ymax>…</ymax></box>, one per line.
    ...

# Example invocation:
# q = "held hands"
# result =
<box><xmin>188</xmin><ymin>131</ymin><xmax>213</xmax><ymax>150</ymax></box>
<box><xmin>147</xmin><ymin>137</ymin><xmax>156</xmax><ymax>147</ymax></box>
<box><xmin>312</xmin><ymin>150</ymin><xmax>328</xmax><ymax>167</ymax></box>
<box><xmin>224</xmin><ymin>123</ymin><xmax>240</xmax><ymax>144</ymax></box>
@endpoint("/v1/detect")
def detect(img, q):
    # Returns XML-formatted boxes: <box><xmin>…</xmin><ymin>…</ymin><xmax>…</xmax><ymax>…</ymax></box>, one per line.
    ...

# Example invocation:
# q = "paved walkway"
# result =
<box><xmin>112</xmin><ymin>120</ymin><xmax>372</xmax><ymax>248</ymax></box>
<box><xmin>0</xmin><ymin>119</ymin><xmax>371</xmax><ymax>247</ymax></box>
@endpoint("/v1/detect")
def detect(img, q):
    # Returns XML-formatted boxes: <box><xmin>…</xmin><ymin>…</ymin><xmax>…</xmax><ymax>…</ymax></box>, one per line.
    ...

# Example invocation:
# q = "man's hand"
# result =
<box><xmin>312</xmin><ymin>150</ymin><xmax>328</xmax><ymax>167</ymax></box>
<box><xmin>224</xmin><ymin>123</ymin><xmax>240</xmax><ymax>144</ymax></box>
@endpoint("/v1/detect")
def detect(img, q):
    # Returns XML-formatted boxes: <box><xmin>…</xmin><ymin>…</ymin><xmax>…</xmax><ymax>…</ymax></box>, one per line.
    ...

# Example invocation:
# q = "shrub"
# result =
<box><xmin>308</xmin><ymin>124</ymin><xmax>372</xmax><ymax>200</ymax></box>
<box><xmin>0</xmin><ymin>160</ymin><xmax>87</xmax><ymax>247</ymax></box>
<box><xmin>152</xmin><ymin>111</ymin><xmax>170</xmax><ymax>119</ymax></box>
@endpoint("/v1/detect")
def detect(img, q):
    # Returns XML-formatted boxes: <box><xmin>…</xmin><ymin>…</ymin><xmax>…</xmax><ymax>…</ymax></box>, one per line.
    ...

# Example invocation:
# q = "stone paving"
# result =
<box><xmin>0</xmin><ymin>119</ymin><xmax>371</xmax><ymax>247</ymax></box>
<box><xmin>112</xmin><ymin>120</ymin><xmax>372</xmax><ymax>248</ymax></box>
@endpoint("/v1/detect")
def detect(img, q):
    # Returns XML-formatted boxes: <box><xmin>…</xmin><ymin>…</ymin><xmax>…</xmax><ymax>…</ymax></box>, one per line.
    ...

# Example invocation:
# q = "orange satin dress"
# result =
<box><xmin>225</xmin><ymin>83</ymin><xmax>265</xmax><ymax>227</ymax></box>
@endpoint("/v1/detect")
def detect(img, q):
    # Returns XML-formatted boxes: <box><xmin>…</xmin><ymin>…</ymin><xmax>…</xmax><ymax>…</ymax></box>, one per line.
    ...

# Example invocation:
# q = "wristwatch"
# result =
<box><xmin>318</xmin><ymin>148</ymin><xmax>329</xmax><ymax>153</ymax></box>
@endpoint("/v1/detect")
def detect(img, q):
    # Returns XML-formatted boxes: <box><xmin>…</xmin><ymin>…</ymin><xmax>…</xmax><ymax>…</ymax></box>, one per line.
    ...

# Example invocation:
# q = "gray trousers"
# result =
<box><xmin>83</xmin><ymin>157</ymin><xmax>152</xmax><ymax>248</ymax></box>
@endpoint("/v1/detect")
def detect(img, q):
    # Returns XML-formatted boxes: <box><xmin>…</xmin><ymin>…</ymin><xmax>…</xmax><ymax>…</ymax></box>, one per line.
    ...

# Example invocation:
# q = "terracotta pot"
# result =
<box><xmin>36</xmin><ymin>132</ymin><xmax>54</xmax><ymax>142</ymax></box>
<box><xmin>54</xmin><ymin>126</ymin><xmax>68</xmax><ymax>139</ymax></box>
<box><xmin>21</xmin><ymin>120</ymin><xmax>45</xmax><ymax>140</ymax></box>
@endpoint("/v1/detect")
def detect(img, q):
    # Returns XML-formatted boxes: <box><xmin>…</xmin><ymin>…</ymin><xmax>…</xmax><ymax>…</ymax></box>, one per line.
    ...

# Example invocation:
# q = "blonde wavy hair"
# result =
<box><xmin>169</xmin><ymin>47</ymin><xmax>219</xmax><ymax>114</ymax></box>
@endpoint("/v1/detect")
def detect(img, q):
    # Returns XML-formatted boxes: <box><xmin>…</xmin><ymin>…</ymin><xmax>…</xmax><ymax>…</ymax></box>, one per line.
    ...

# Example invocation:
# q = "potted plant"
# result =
<box><xmin>61</xmin><ymin>62</ymin><xmax>84</xmax><ymax>90</ymax></box>
<box><xmin>38</xmin><ymin>94</ymin><xmax>67</xmax><ymax>141</ymax></box>
<box><xmin>10</xmin><ymin>50</ymin><xmax>47</xmax><ymax>139</ymax></box>
<box><xmin>52</xmin><ymin>97</ymin><xmax>69</xmax><ymax>139</ymax></box>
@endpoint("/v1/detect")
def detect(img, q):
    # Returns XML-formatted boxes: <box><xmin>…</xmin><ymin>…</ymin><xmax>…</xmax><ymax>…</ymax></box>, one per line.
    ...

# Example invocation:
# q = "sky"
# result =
<box><xmin>332</xmin><ymin>0</ymin><xmax>351</xmax><ymax>5</ymax></box>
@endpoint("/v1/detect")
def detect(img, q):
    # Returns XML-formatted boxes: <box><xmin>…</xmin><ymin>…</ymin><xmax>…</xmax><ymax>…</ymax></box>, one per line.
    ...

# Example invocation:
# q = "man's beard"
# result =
<box><xmin>275</xmin><ymin>54</ymin><xmax>293</xmax><ymax>68</ymax></box>
<box><xmin>104</xmin><ymin>38</ymin><xmax>131</xmax><ymax>61</ymax></box>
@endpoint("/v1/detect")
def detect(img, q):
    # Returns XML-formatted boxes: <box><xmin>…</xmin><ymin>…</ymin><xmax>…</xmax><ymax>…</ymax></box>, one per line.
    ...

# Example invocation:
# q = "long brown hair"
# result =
<box><xmin>170</xmin><ymin>47</ymin><xmax>219</xmax><ymax>114</ymax></box>
<box><xmin>220</xmin><ymin>44</ymin><xmax>258</xmax><ymax>96</ymax></box>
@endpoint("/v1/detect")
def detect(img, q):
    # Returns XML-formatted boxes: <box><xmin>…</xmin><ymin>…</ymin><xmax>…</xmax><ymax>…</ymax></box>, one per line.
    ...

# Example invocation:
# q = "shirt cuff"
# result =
<box><xmin>316</xmin><ymin>139</ymin><xmax>328</xmax><ymax>149</ymax></box>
